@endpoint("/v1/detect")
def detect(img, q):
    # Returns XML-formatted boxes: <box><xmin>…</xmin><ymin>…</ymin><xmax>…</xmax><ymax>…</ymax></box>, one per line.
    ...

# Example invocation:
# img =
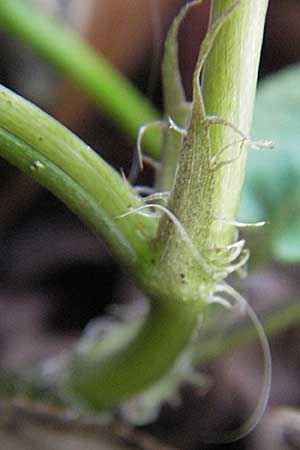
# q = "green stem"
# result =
<box><xmin>0</xmin><ymin>0</ymin><xmax>270</xmax><ymax>415</ymax></box>
<box><xmin>66</xmin><ymin>0</ymin><xmax>270</xmax><ymax>412</ymax></box>
<box><xmin>157</xmin><ymin>0</ymin><xmax>268</xmax><ymax>290</ymax></box>
<box><xmin>0</xmin><ymin>83</ymin><xmax>202</xmax><ymax>412</ymax></box>
<box><xmin>203</xmin><ymin>0</ymin><xmax>269</xmax><ymax>247</ymax></box>
<box><xmin>65</xmin><ymin>299</ymin><xmax>199</xmax><ymax>410</ymax></box>
<box><xmin>2</xmin><ymin>300</ymin><xmax>300</xmax><ymax>402</ymax></box>
<box><xmin>156</xmin><ymin>3</ymin><xmax>191</xmax><ymax>191</ymax></box>
<box><xmin>0</xmin><ymin>84</ymin><xmax>157</xmax><ymax>272</ymax></box>
<box><xmin>0</xmin><ymin>0</ymin><xmax>161</xmax><ymax>157</ymax></box>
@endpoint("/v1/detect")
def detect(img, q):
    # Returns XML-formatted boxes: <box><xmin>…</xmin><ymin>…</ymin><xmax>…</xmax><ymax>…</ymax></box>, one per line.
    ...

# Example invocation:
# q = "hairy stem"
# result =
<box><xmin>0</xmin><ymin>0</ymin><xmax>270</xmax><ymax>416</ymax></box>
<box><xmin>156</xmin><ymin>2</ymin><xmax>191</xmax><ymax>191</ymax></box>
<box><xmin>203</xmin><ymin>0</ymin><xmax>269</xmax><ymax>247</ymax></box>
<box><xmin>62</xmin><ymin>0</ymin><xmax>269</xmax><ymax>412</ymax></box>
<box><xmin>157</xmin><ymin>0</ymin><xmax>268</xmax><ymax>288</ymax></box>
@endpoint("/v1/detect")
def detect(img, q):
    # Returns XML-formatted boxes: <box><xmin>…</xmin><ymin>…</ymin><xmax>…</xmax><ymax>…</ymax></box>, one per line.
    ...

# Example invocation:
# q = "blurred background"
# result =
<box><xmin>0</xmin><ymin>1</ymin><xmax>300</xmax><ymax>449</ymax></box>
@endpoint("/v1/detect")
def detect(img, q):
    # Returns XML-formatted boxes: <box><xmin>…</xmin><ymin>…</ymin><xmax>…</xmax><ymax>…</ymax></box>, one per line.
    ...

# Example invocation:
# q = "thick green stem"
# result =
<box><xmin>203</xmin><ymin>0</ymin><xmax>269</xmax><ymax>247</ymax></box>
<box><xmin>65</xmin><ymin>298</ymin><xmax>199</xmax><ymax>410</ymax></box>
<box><xmin>157</xmin><ymin>0</ymin><xmax>268</xmax><ymax>286</ymax></box>
<box><xmin>0</xmin><ymin>0</ymin><xmax>161</xmax><ymax>156</ymax></box>
<box><xmin>2</xmin><ymin>300</ymin><xmax>300</xmax><ymax>401</ymax></box>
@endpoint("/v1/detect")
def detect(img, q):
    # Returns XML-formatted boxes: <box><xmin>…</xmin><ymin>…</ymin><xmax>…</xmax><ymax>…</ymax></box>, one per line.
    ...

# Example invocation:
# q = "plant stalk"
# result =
<box><xmin>2</xmin><ymin>300</ymin><xmax>300</xmax><ymax>400</ymax></box>
<box><xmin>0</xmin><ymin>84</ymin><xmax>202</xmax><ymax>413</ymax></box>
<box><xmin>157</xmin><ymin>0</ymin><xmax>268</xmax><ymax>289</ymax></box>
<box><xmin>0</xmin><ymin>0</ymin><xmax>269</xmax><ymax>415</ymax></box>
<box><xmin>63</xmin><ymin>0</ymin><xmax>269</xmax><ymax>412</ymax></box>
<box><xmin>0</xmin><ymin>85</ymin><xmax>158</xmax><ymax>275</ymax></box>
<box><xmin>203</xmin><ymin>0</ymin><xmax>269</xmax><ymax>248</ymax></box>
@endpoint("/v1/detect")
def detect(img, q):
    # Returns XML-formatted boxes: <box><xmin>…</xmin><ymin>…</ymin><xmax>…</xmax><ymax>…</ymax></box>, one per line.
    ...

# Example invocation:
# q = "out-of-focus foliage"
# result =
<box><xmin>240</xmin><ymin>65</ymin><xmax>300</xmax><ymax>263</ymax></box>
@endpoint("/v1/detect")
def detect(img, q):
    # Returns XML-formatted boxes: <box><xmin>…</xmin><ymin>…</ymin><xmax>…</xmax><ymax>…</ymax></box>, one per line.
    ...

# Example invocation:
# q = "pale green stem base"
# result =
<box><xmin>64</xmin><ymin>298</ymin><xmax>200</xmax><ymax>410</ymax></box>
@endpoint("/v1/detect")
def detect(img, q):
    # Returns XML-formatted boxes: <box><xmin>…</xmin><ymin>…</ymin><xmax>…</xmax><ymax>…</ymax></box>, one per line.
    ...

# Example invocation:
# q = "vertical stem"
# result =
<box><xmin>203</xmin><ymin>0</ymin><xmax>269</xmax><ymax>247</ymax></box>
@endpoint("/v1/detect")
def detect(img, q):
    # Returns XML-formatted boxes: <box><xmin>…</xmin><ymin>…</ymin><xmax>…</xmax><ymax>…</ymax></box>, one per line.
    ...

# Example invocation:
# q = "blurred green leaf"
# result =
<box><xmin>240</xmin><ymin>65</ymin><xmax>300</xmax><ymax>263</ymax></box>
